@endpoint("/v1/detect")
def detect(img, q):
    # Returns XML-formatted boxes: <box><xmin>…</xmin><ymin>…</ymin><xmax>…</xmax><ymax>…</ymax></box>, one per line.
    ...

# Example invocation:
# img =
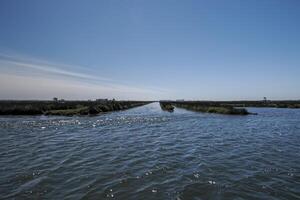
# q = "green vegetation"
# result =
<box><xmin>44</xmin><ymin>107</ymin><xmax>89</xmax><ymax>116</ymax></box>
<box><xmin>162</xmin><ymin>101</ymin><xmax>249</xmax><ymax>115</ymax></box>
<box><xmin>206</xmin><ymin>106</ymin><xmax>249</xmax><ymax>115</ymax></box>
<box><xmin>159</xmin><ymin>102</ymin><xmax>174</xmax><ymax>112</ymax></box>
<box><xmin>219</xmin><ymin>100</ymin><xmax>300</xmax><ymax>108</ymax></box>
<box><xmin>159</xmin><ymin>100</ymin><xmax>300</xmax><ymax>115</ymax></box>
<box><xmin>1</xmin><ymin>99</ymin><xmax>299</xmax><ymax>116</ymax></box>
<box><xmin>0</xmin><ymin>100</ymin><xmax>151</xmax><ymax>116</ymax></box>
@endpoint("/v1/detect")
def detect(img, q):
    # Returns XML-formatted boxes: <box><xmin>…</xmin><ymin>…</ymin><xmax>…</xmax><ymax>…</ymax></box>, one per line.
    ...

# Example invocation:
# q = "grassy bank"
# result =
<box><xmin>161</xmin><ymin>101</ymin><xmax>249</xmax><ymax>115</ymax></box>
<box><xmin>0</xmin><ymin>100</ymin><xmax>151</xmax><ymax>116</ymax></box>
<box><xmin>160</xmin><ymin>100</ymin><xmax>300</xmax><ymax>115</ymax></box>
<box><xmin>159</xmin><ymin>102</ymin><xmax>174</xmax><ymax>112</ymax></box>
<box><xmin>216</xmin><ymin>100</ymin><xmax>300</xmax><ymax>108</ymax></box>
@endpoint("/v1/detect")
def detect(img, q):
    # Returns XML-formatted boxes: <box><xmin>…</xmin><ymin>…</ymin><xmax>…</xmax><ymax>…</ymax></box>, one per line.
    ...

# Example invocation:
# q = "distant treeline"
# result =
<box><xmin>0</xmin><ymin>100</ymin><xmax>152</xmax><ymax>116</ymax></box>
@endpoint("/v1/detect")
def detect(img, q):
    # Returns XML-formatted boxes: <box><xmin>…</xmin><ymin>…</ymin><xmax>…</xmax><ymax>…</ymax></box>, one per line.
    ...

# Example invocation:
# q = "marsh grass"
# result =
<box><xmin>0</xmin><ymin>100</ymin><xmax>150</xmax><ymax>116</ymax></box>
<box><xmin>161</xmin><ymin>101</ymin><xmax>250</xmax><ymax>115</ymax></box>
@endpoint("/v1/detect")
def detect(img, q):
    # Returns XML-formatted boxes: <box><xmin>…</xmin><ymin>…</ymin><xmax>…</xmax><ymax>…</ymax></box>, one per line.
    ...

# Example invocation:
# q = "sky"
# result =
<box><xmin>0</xmin><ymin>0</ymin><xmax>299</xmax><ymax>100</ymax></box>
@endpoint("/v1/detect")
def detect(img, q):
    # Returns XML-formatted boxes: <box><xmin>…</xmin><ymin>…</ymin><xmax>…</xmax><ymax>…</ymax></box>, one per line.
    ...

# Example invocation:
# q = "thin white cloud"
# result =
<box><xmin>0</xmin><ymin>73</ymin><xmax>160</xmax><ymax>100</ymax></box>
<box><xmin>0</xmin><ymin>53</ymin><xmax>111</xmax><ymax>82</ymax></box>
<box><xmin>3</xmin><ymin>60</ymin><xmax>111</xmax><ymax>81</ymax></box>
<box><xmin>0</xmin><ymin>53</ymin><xmax>169</xmax><ymax>100</ymax></box>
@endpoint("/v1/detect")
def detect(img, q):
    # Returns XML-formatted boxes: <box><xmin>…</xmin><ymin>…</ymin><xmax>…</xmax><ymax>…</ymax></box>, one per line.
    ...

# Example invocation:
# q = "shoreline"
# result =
<box><xmin>0</xmin><ymin>100</ymin><xmax>299</xmax><ymax>116</ymax></box>
<box><xmin>159</xmin><ymin>100</ymin><xmax>300</xmax><ymax>115</ymax></box>
<box><xmin>160</xmin><ymin>101</ymin><xmax>249</xmax><ymax>115</ymax></box>
<box><xmin>0</xmin><ymin>100</ymin><xmax>152</xmax><ymax>116</ymax></box>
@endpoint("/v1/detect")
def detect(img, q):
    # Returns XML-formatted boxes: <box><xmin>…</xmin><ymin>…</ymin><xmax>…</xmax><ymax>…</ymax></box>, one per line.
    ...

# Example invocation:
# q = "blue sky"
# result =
<box><xmin>0</xmin><ymin>0</ymin><xmax>299</xmax><ymax>100</ymax></box>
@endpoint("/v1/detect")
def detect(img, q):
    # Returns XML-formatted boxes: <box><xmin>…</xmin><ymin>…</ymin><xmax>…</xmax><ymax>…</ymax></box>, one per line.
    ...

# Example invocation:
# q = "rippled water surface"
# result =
<box><xmin>0</xmin><ymin>103</ymin><xmax>299</xmax><ymax>199</ymax></box>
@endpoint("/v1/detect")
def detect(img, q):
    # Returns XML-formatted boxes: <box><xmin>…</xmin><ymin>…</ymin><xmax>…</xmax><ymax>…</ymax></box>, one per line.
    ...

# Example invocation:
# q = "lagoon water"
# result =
<box><xmin>0</xmin><ymin>103</ymin><xmax>299</xmax><ymax>199</ymax></box>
